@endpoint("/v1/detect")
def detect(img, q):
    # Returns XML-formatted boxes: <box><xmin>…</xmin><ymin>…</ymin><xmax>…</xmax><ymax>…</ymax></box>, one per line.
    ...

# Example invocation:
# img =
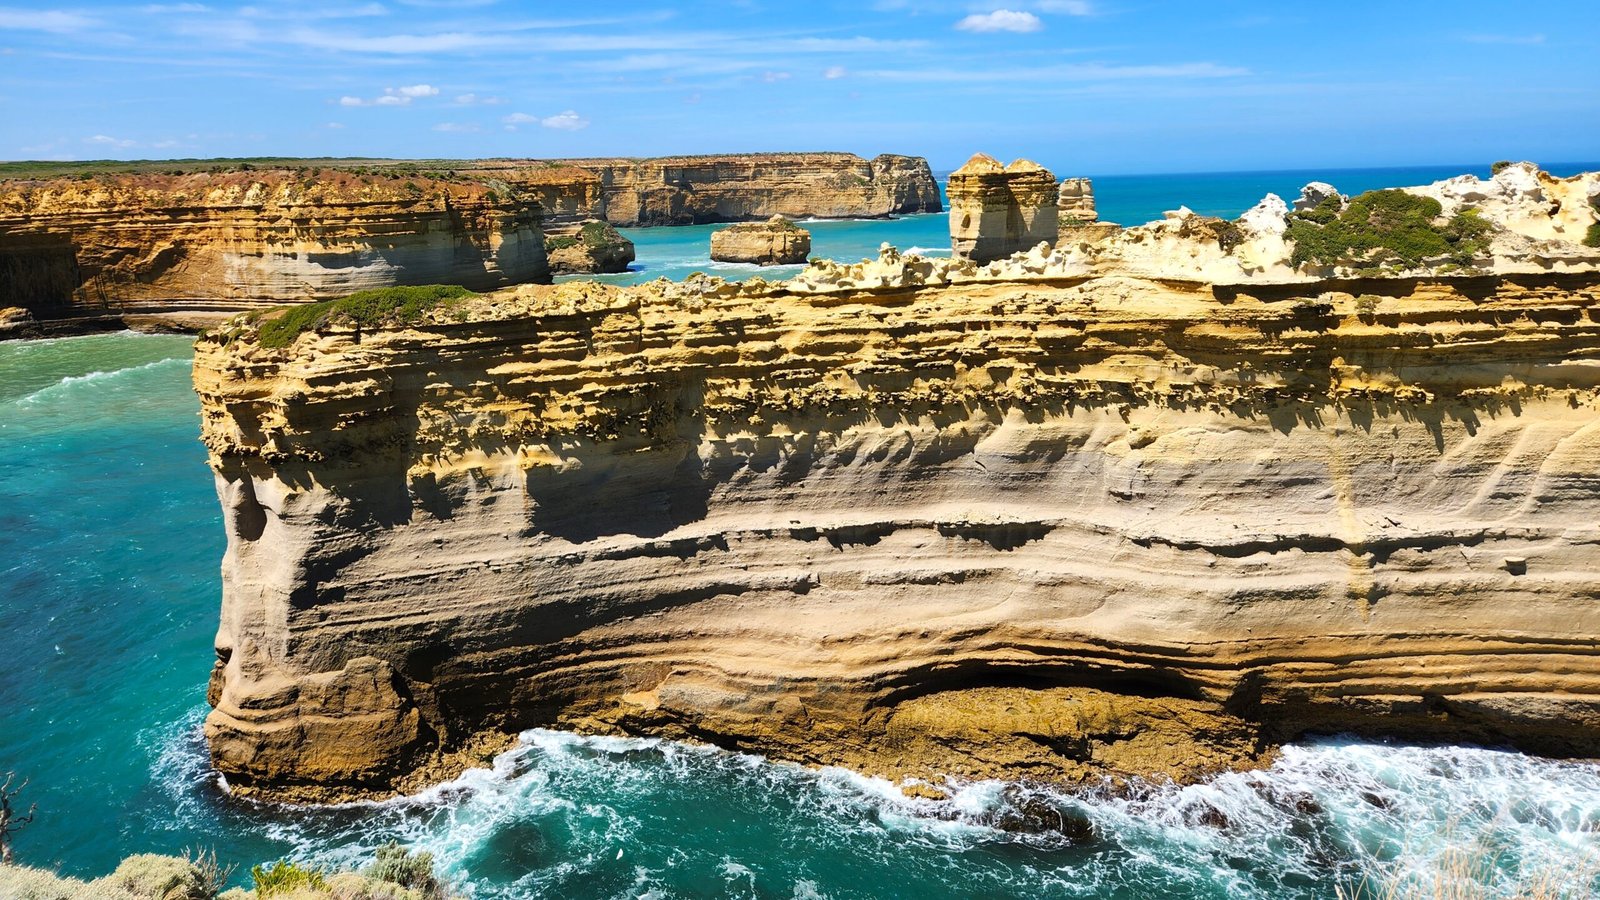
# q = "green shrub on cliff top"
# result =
<box><xmin>250</xmin><ymin>860</ymin><xmax>327</xmax><ymax>896</ymax></box>
<box><xmin>365</xmin><ymin>842</ymin><xmax>441</xmax><ymax>895</ymax></box>
<box><xmin>1585</xmin><ymin>197</ymin><xmax>1600</xmax><ymax>248</ymax></box>
<box><xmin>1286</xmin><ymin>189</ymin><xmax>1492</xmax><ymax>270</ymax></box>
<box><xmin>255</xmin><ymin>285</ymin><xmax>479</xmax><ymax>349</ymax></box>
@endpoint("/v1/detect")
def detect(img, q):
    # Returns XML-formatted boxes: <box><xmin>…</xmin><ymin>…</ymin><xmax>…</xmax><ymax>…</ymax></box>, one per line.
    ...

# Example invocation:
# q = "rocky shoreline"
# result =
<box><xmin>189</xmin><ymin>163</ymin><xmax>1600</xmax><ymax>803</ymax></box>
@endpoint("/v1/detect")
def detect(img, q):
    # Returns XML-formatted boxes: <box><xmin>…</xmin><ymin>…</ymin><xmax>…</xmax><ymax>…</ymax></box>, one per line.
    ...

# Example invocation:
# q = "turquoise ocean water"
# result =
<box><xmin>3</xmin><ymin>165</ymin><xmax>1600</xmax><ymax>898</ymax></box>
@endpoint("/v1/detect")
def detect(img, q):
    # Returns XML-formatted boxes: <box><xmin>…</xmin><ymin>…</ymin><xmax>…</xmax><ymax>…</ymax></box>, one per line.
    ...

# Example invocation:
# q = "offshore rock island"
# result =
<box><xmin>193</xmin><ymin>160</ymin><xmax>1600</xmax><ymax>801</ymax></box>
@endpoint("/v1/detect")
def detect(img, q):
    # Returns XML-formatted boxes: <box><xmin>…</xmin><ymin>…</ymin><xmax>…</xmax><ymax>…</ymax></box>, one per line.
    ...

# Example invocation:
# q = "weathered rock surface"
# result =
<box><xmin>948</xmin><ymin>154</ymin><xmax>1059</xmax><ymax>263</ymax></box>
<box><xmin>1057</xmin><ymin>177</ymin><xmax>1098</xmax><ymax>223</ymax></box>
<box><xmin>709</xmin><ymin>216</ymin><xmax>812</xmax><ymax>265</ymax></box>
<box><xmin>542</xmin><ymin>219</ymin><xmax>635</xmax><ymax>275</ymax></box>
<box><xmin>530</xmin><ymin>153</ymin><xmax>941</xmax><ymax>226</ymax></box>
<box><xmin>198</xmin><ymin>224</ymin><xmax>1600</xmax><ymax>799</ymax></box>
<box><xmin>0</xmin><ymin>170</ymin><xmax>550</xmax><ymax>318</ymax></box>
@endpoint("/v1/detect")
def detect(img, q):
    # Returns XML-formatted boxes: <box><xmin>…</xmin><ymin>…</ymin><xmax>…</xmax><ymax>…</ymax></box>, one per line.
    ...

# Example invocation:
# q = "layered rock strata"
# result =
<box><xmin>533</xmin><ymin>153</ymin><xmax>942</xmax><ymax>226</ymax></box>
<box><xmin>0</xmin><ymin>170</ymin><xmax>550</xmax><ymax>317</ymax></box>
<box><xmin>543</xmin><ymin>219</ymin><xmax>636</xmax><ymax>275</ymax></box>
<box><xmin>199</xmin><ymin>238</ymin><xmax>1600</xmax><ymax>799</ymax></box>
<box><xmin>948</xmin><ymin>154</ymin><xmax>1060</xmax><ymax>263</ymax></box>
<box><xmin>709</xmin><ymin>216</ymin><xmax>812</xmax><ymax>265</ymax></box>
<box><xmin>1058</xmin><ymin>177</ymin><xmax>1098</xmax><ymax>223</ymax></box>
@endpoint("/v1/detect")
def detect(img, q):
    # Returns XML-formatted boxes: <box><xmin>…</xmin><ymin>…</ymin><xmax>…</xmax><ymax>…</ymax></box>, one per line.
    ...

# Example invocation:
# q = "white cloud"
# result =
<box><xmin>454</xmin><ymin>92</ymin><xmax>502</xmax><ymax>105</ymax></box>
<box><xmin>540</xmin><ymin>110</ymin><xmax>588</xmax><ymax>130</ymax></box>
<box><xmin>860</xmin><ymin>61</ymin><xmax>1249</xmax><ymax>83</ymax></box>
<box><xmin>141</xmin><ymin>3</ymin><xmax>211</xmax><ymax>13</ymax></box>
<box><xmin>433</xmin><ymin>121</ymin><xmax>479</xmax><ymax>132</ymax></box>
<box><xmin>955</xmin><ymin>10</ymin><xmax>1042</xmax><ymax>33</ymax></box>
<box><xmin>824</xmin><ymin>66</ymin><xmax>847</xmax><ymax>79</ymax></box>
<box><xmin>501</xmin><ymin>112</ymin><xmax>538</xmax><ymax>125</ymax></box>
<box><xmin>761</xmin><ymin>70</ymin><xmax>790</xmax><ymax>83</ymax></box>
<box><xmin>0</xmin><ymin>8</ymin><xmax>100</xmax><ymax>33</ymax></box>
<box><xmin>85</xmin><ymin>134</ymin><xmax>136</xmax><ymax>148</ymax></box>
<box><xmin>325</xmin><ymin>122</ymin><xmax>345</xmax><ymax>129</ymax></box>
<box><xmin>338</xmin><ymin>84</ymin><xmax>440</xmax><ymax>107</ymax></box>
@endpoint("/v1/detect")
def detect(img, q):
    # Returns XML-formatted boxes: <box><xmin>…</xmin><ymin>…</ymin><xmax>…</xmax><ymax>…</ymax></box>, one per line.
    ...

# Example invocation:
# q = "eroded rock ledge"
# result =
<box><xmin>196</xmin><ymin>251</ymin><xmax>1600</xmax><ymax>799</ymax></box>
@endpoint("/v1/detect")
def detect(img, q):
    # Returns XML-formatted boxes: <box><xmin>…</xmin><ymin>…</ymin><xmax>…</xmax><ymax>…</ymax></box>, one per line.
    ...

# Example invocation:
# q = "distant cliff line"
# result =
<box><xmin>0</xmin><ymin>152</ymin><xmax>940</xmax><ymax>329</ymax></box>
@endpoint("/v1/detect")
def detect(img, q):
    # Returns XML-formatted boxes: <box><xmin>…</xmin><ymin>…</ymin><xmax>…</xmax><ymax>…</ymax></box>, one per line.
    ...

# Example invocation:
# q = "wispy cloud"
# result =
<box><xmin>338</xmin><ymin>83</ymin><xmax>439</xmax><ymax>106</ymax></box>
<box><xmin>1035</xmin><ymin>0</ymin><xmax>1091</xmax><ymax>13</ymax></box>
<box><xmin>539</xmin><ymin>110</ymin><xmax>588</xmax><ymax>130</ymax></box>
<box><xmin>861</xmin><ymin>61</ymin><xmax>1249</xmax><ymax>82</ymax></box>
<box><xmin>432</xmin><ymin>121</ymin><xmax>480</xmax><ymax>132</ymax></box>
<box><xmin>955</xmin><ymin>10</ymin><xmax>1043</xmax><ymax>34</ymax></box>
<box><xmin>85</xmin><ymin>134</ymin><xmax>137</xmax><ymax>148</ymax></box>
<box><xmin>0</xmin><ymin>8</ymin><xmax>100</xmax><ymax>33</ymax></box>
<box><xmin>824</xmin><ymin>65</ymin><xmax>847</xmax><ymax>79</ymax></box>
<box><xmin>453</xmin><ymin>92</ymin><xmax>502</xmax><ymax>105</ymax></box>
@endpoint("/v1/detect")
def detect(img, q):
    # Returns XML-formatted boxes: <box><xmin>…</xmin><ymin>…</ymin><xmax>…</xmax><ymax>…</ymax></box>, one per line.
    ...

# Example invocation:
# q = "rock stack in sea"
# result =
<box><xmin>1057</xmin><ymin>177</ymin><xmax>1098</xmax><ymax>223</ymax></box>
<box><xmin>947</xmin><ymin>153</ymin><xmax>1059</xmax><ymax>263</ymax></box>
<box><xmin>543</xmin><ymin>219</ymin><xmax>636</xmax><ymax>274</ymax></box>
<box><xmin>709</xmin><ymin>216</ymin><xmax>812</xmax><ymax>265</ymax></box>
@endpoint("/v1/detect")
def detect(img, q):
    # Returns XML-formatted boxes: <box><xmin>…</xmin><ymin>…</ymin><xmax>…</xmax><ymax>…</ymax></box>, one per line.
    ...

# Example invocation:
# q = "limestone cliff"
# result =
<box><xmin>197</xmin><ymin>228</ymin><xmax>1600</xmax><ymax>799</ymax></box>
<box><xmin>0</xmin><ymin>170</ymin><xmax>550</xmax><ymax>318</ymax></box>
<box><xmin>537</xmin><ymin>153</ymin><xmax>941</xmax><ymax>226</ymax></box>
<box><xmin>709</xmin><ymin>216</ymin><xmax>812</xmax><ymax>265</ymax></box>
<box><xmin>948</xmin><ymin>154</ymin><xmax>1059</xmax><ymax>263</ymax></box>
<box><xmin>543</xmin><ymin>219</ymin><xmax>636</xmax><ymax>275</ymax></box>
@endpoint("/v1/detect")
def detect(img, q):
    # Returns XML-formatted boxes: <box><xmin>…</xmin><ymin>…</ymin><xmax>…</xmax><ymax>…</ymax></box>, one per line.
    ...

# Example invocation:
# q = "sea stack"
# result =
<box><xmin>543</xmin><ymin>219</ymin><xmax>636</xmax><ymax>275</ymax></box>
<box><xmin>709</xmin><ymin>216</ymin><xmax>812</xmax><ymax>265</ymax></box>
<box><xmin>947</xmin><ymin>153</ymin><xmax>1060</xmax><ymax>263</ymax></box>
<box><xmin>1058</xmin><ymin>177</ymin><xmax>1098</xmax><ymax>223</ymax></box>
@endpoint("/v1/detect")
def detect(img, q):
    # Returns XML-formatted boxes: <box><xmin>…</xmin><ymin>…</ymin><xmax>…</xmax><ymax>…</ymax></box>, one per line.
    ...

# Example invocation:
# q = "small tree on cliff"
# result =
<box><xmin>0</xmin><ymin>772</ymin><xmax>36</xmax><ymax>864</ymax></box>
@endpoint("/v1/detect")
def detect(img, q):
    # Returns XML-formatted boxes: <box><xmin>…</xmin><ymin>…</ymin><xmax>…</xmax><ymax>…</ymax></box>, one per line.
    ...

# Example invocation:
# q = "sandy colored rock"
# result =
<box><xmin>542</xmin><ymin>219</ymin><xmax>635</xmax><ymax>275</ymax></box>
<box><xmin>709</xmin><ymin>216</ymin><xmax>811</xmax><ymax>265</ymax></box>
<box><xmin>497</xmin><ymin>153</ymin><xmax>941</xmax><ymax>226</ymax></box>
<box><xmin>196</xmin><ymin>221</ymin><xmax>1600</xmax><ymax>799</ymax></box>
<box><xmin>948</xmin><ymin>154</ymin><xmax>1059</xmax><ymax>263</ymax></box>
<box><xmin>0</xmin><ymin>170</ymin><xmax>549</xmax><ymax>319</ymax></box>
<box><xmin>1057</xmin><ymin>177</ymin><xmax>1097</xmax><ymax>223</ymax></box>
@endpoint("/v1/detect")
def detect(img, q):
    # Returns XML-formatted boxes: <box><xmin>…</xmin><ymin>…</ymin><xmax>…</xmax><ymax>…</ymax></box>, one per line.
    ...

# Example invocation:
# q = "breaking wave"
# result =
<box><xmin>13</xmin><ymin>356</ymin><xmax>188</xmax><ymax>406</ymax></box>
<box><xmin>148</xmin><ymin>723</ymin><xmax>1600</xmax><ymax>900</ymax></box>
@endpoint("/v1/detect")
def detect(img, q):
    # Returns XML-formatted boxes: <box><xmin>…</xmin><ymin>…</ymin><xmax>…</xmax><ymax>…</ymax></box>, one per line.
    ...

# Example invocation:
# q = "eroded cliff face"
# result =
<box><xmin>196</xmin><ymin>259</ymin><xmax>1600</xmax><ymax>799</ymax></box>
<box><xmin>546</xmin><ymin>153</ymin><xmax>942</xmax><ymax>226</ymax></box>
<box><xmin>0</xmin><ymin>170</ymin><xmax>550</xmax><ymax>316</ymax></box>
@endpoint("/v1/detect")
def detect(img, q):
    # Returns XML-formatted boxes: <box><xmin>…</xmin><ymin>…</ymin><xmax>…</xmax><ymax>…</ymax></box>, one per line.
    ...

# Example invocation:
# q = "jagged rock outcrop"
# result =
<box><xmin>198</xmin><ymin>207</ymin><xmax>1600</xmax><ymax>799</ymax></box>
<box><xmin>709</xmin><ymin>216</ymin><xmax>811</xmax><ymax>265</ymax></box>
<box><xmin>1057</xmin><ymin>177</ymin><xmax>1097</xmax><ymax>223</ymax></box>
<box><xmin>542</xmin><ymin>219</ymin><xmax>635</xmax><ymax>275</ymax></box>
<box><xmin>947</xmin><ymin>154</ymin><xmax>1059</xmax><ymax>263</ymax></box>
<box><xmin>542</xmin><ymin>153</ymin><xmax>941</xmax><ymax>226</ymax></box>
<box><xmin>0</xmin><ymin>170</ymin><xmax>551</xmax><ymax>318</ymax></box>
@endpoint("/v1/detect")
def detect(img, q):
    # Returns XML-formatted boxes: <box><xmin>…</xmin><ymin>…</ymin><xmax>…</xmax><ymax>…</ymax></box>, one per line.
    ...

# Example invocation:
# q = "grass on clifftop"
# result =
<box><xmin>1287</xmin><ymin>189</ymin><xmax>1492</xmax><ymax>270</ymax></box>
<box><xmin>1585</xmin><ymin>197</ymin><xmax>1600</xmax><ymax>248</ymax></box>
<box><xmin>255</xmin><ymin>284</ymin><xmax>479</xmax><ymax>348</ymax></box>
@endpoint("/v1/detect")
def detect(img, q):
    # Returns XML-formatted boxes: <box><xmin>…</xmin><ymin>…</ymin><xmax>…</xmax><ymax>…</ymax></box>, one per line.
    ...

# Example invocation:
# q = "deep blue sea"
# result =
<box><xmin>3</xmin><ymin>164</ymin><xmax>1599</xmax><ymax>898</ymax></box>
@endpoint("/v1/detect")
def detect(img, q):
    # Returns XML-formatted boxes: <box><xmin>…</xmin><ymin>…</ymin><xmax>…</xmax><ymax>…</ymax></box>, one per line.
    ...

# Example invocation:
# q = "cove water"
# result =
<box><xmin>3</xmin><ymin>164</ymin><xmax>1600</xmax><ymax>899</ymax></box>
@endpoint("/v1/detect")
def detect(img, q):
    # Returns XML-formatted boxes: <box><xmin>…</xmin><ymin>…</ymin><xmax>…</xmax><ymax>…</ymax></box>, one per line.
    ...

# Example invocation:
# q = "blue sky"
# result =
<box><xmin>0</xmin><ymin>0</ymin><xmax>1596</xmax><ymax>173</ymax></box>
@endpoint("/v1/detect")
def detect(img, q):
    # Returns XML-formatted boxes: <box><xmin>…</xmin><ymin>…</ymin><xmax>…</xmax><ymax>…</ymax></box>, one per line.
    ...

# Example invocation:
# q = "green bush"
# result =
<box><xmin>1286</xmin><ymin>189</ymin><xmax>1491</xmax><ymax>269</ymax></box>
<box><xmin>365</xmin><ymin>841</ymin><xmax>441</xmax><ymax>894</ymax></box>
<box><xmin>250</xmin><ymin>860</ymin><xmax>326</xmax><ymax>897</ymax></box>
<box><xmin>1491</xmin><ymin>160</ymin><xmax>1514</xmax><ymax>174</ymax></box>
<box><xmin>1586</xmin><ymin>197</ymin><xmax>1600</xmax><ymax>248</ymax></box>
<box><xmin>580</xmin><ymin>220</ymin><xmax>623</xmax><ymax>248</ymax></box>
<box><xmin>256</xmin><ymin>285</ymin><xmax>479</xmax><ymax>348</ymax></box>
<box><xmin>544</xmin><ymin>235</ymin><xmax>579</xmax><ymax>251</ymax></box>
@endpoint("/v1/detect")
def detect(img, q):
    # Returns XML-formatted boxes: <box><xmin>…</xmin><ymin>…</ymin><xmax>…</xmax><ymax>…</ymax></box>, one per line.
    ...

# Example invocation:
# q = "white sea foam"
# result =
<box><xmin>904</xmin><ymin>246</ymin><xmax>953</xmax><ymax>256</ymax></box>
<box><xmin>149</xmin><ymin>723</ymin><xmax>1600</xmax><ymax>899</ymax></box>
<box><xmin>14</xmin><ymin>356</ymin><xmax>188</xmax><ymax>405</ymax></box>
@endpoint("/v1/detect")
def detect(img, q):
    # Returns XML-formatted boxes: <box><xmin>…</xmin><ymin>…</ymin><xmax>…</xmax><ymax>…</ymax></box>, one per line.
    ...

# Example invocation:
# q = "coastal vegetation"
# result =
<box><xmin>253</xmin><ymin>285</ymin><xmax>479</xmax><ymax>349</ymax></box>
<box><xmin>1286</xmin><ymin>189</ymin><xmax>1492</xmax><ymax>269</ymax></box>
<box><xmin>1586</xmin><ymin>196</ymin><xmax>1600</xmax><ymax>248</ymax></box>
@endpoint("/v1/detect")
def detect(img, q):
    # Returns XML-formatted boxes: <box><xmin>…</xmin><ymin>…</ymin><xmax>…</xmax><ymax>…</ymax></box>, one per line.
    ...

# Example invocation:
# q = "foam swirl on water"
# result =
<box><xmin>145</xmin><ymin>721</ymin><xmax>1600</xmax><ymax>899</ymax></box>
